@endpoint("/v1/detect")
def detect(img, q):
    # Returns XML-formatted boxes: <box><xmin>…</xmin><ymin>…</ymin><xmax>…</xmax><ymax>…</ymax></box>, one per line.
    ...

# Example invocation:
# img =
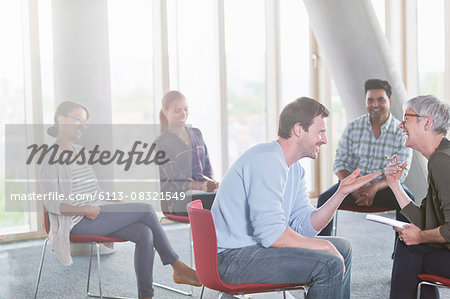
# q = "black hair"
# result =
<box><xmin>47</xmin><ymin>101</ymin><xmax>90</xmax><ymax>137</ymax></box>
<box><xmin>364</xmin><ymin>79</ymin><xmax>392</xmax><ymax>98</ymax></box>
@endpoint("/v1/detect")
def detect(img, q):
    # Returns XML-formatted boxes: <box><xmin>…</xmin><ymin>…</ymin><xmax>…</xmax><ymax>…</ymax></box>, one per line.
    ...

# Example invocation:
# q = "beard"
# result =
<box><xmin>296</xmin><ymin>140</ymin><xmax>319</xmax><ymax>159</ymax></box>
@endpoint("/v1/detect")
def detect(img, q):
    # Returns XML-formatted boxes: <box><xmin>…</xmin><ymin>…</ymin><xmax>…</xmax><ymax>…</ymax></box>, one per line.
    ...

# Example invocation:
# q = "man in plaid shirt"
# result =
<box><xmin>317</xmin><ymin>79</ymin><xmax>414</xmax><ymax>236</ymax></box>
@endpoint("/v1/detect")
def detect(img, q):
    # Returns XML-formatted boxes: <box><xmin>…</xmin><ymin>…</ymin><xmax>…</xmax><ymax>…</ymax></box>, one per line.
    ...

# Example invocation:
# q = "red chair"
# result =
<box><xmin>333</xmin><ymin>205</ymin><xmax>394</xmax><ymax>236</ymax></box>
<box><xmin>186</xmin><ymin>200</ymin><xmax>307</xmax><ymax>299</ymax></box>
<box><xmin>33</xmin><ymin>211</ymin><xmax>132</xmax><ymax>299</ymax></box>
<box><xmin>417</xmin><ymin>274</ymin><xmax>450</xmax><ymax>299</ymax></box>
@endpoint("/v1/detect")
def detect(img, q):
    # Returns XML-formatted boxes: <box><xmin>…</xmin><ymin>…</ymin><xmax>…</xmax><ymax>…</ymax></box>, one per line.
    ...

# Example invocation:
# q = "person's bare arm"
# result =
<box><xmin>385</xmin><ymin>157</ymin><xmax>413</xmax><ymax>209</ymax></box>
<box><xmin>312</xmin><ymin>170</ymin><xmax>382</xmax><ymax>231</ymax></box>
<box><xmin>394</xmin><ymin>225</ymin><xmax>446</xmax><ymax>245</ymax></box>
<box><xmin>271</xmin><ymin>227</ymin><xmax>345</xmax><ymax>272</ymax></box>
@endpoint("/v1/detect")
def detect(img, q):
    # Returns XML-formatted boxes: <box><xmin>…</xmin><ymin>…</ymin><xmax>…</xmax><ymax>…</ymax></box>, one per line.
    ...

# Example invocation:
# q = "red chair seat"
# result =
<box><xmin>212</xmin><ymin>282</ymin><xmax>303</xmax><ymax>294</ymax></box>
<box><xmin>69</xmin><ymin>235</ymin><xmax>126</xmax><ymax>243</ymax></box>
<box><xmin>418</xmin><ymin>274</ymin><xmax>450</xmax><ymax>286</ymax></box>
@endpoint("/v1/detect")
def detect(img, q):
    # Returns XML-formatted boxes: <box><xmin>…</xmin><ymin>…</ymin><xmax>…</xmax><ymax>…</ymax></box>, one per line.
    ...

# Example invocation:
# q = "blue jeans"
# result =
<box><xmin>217</xmin><ymin>237</ymin><xmax>352</xmax><ymax>299</ymax></box>
<box><xmin>71</xmin><ymin>203</ymin><xmax>179</xmax><ymax>298</ymax></box>
<box><xmin>317</xmin><ymin>183</ymin><xmax>414</xmax><ymax>236</ymax></box>
<box><xmin>390</xmin><ymin>240</ymin><xmax>450</xmax><ymax>299</ymax></box>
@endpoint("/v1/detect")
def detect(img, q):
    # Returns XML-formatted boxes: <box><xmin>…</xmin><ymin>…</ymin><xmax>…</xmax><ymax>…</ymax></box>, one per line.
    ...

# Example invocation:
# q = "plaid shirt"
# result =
<box><xmin>334</xmin><ymin>113</ymin><xmax>412</xmax><ymax>183</ymax></box>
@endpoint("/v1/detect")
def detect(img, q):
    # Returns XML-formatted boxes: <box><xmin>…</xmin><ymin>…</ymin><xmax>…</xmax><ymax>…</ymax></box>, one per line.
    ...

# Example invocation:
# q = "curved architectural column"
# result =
<box><xmin>52</xmin><ymin>0</ymin><xmax>112</xmax><ymax>124</ymax></box>
<box><xmin>303</xmin><ymin>0</ymin><xmax>427</xmax><ymax>198</ymax></box>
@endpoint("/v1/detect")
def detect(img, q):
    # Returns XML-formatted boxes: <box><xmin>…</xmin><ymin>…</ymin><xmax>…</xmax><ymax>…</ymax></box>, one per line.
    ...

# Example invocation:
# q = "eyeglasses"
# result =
<box><xmin>66</xmin><ymin>115</ymin><xmax>89</xmax><ymax>126</ymax></box>
<box><xmin>402</xmin><ymin>113</ymin><xmax>424</xmax><ymax>123</ymax></box>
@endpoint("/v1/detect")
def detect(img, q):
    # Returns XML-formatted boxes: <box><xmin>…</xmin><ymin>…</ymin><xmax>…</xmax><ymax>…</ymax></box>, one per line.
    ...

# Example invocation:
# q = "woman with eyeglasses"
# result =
<box><xmin>385</xmin><ymin>95</ymin><xmax>450</xmax><ymax>299</ymax></box>
<box><xmin>41</xmin><ymin>101</ymin><xmax>201</xmax><ymax>299</ymax></box>
<box><xmin>155</xmin><ymin>91</ymin><xmax>218</xmax><ymax>216</ymax></box>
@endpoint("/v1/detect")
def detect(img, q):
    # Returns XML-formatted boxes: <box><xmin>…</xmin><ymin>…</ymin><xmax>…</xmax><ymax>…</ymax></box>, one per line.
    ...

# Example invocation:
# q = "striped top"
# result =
<box><xmin>333</xmin><ymin>113</ymin><xmax>412</xmax><ymax>183</ymax></box>
<box><xmin>68</xmin><ymin>161</ymin><xmax>101</xmax><ymax>226</ymax></box>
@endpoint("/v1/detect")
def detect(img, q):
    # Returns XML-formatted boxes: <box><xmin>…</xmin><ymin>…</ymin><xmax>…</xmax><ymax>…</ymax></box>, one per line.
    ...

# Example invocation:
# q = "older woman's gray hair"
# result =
<box><xmin>403</xmin><ymin>95</ymin><xmax>450</xmax><ymax>135</ymax></box>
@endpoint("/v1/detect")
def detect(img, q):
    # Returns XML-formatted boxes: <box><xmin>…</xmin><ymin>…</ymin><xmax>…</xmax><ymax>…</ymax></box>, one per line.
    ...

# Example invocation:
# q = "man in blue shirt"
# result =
<box><xmin>211</xmin><ymin>97</ymin><xmax>381</xmax><ymax>299</ymax></box>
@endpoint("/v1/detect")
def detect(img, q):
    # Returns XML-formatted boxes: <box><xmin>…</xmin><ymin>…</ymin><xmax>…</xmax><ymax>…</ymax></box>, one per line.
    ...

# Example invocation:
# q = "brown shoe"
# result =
<box><xmin>173</xmin><ymin>273</ymin><xmax>202</xmax><ymax>287</ymax></box>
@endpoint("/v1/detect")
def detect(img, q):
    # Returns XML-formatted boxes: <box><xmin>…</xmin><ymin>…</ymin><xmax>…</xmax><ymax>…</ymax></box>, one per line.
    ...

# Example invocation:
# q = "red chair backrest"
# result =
<box><xmin>187</xmin><ymin>200</ymin><xmax>225</xmax><ymax>291</ymax></box>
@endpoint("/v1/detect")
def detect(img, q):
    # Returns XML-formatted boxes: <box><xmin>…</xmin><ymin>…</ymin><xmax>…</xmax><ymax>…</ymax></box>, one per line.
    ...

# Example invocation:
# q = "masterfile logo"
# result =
<box><xmin>4</xmin><ymin>124</ymin><xmax>193</xmax><ymax>213</ymax></box>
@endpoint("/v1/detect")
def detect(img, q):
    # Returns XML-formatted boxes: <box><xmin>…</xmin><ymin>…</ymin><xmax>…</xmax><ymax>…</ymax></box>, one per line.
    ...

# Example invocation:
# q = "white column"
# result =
<box><xmin>51</xmin><ymin>0</ymin><xmax>114</xmax><ymax>255</ymax></box>
<box><xmin>303</xmin><ymin>0</ymin><xmax>427</xmax><ymax>198</ymax></box>
<box><xmin>265</xmin><ymin>0</ymin><xmax>280</xmax><ymax>141</ymax></box>
<box><xmin>52</xmin><ymin>0</ymin><xmax>112</xmax><ymax>124</ymax></box>
<box><xmin>51</xmin><ymin>0</ymin><xmax>114</xmax><ymax>203</ymax></box>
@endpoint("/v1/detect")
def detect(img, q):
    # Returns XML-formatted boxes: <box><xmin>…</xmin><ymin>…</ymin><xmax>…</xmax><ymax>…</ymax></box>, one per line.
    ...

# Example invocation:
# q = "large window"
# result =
<box><xmin>279</xmin><ymin>0</ymin><xmax>314</xmax><ymax>192</ymax></box>
<box><xmin>0</xmin><ymin>1</ymin><xmax>31</xmax><ymax>235</ymax></box>
<box><xmin>224</xmin><ymin>0</ymin><xmax>267</xmax><ymax>165</ymax></box>
<box><xmin>167</xmin><ymin>0</ymin><xmax>222</xmax><ymax>177</ymax></box>
<box><xmin>417</xmin><ymin>0</ymin><xmax>445</xmax><ymax>97</ymax></box>
<box><xmin>38</xmin><ymin>0</ymin><xmax>56</xmax><ymax>124</ymax></box>
<box><xmin>9</xmin><ymin>0</ymin><xmax>439</xmax><ymax>240</ymax></box>
<box><xmin>108</xmin><ymin>0</ymin><xmax>155</xmax><ymax>124</ymax></box>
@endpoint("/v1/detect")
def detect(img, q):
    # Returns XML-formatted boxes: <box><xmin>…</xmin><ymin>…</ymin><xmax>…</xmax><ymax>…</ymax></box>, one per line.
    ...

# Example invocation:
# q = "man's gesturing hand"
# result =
<box><xmin>337</xmin><ymin>169</ymin><xmax>382</xmax><ymax>196</ymax></box>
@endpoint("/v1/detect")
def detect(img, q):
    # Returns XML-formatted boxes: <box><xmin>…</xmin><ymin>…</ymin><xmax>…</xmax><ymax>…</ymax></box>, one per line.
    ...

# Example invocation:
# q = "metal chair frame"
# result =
<box><xmin>34</xmin><ymin>238</ymin><xmax>133</xmax><ymax>299</ymax></box>
<box><xmin>332</xmin><ymin>206</ymin><xmax>395</xmax><ymax>236</ymax></box>
<box><xmin>416</xmin><ymin>275</ymin><xmax>450</xmax><ymax>299</ymax></box>
<box><xmin>199</xmin><ymin>285</ymin><xmax>307</xmax><ymax>299</ymax></box>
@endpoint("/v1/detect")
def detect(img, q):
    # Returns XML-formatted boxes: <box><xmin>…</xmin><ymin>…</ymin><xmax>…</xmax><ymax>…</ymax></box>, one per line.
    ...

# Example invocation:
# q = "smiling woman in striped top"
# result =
<box><xmin>40</xmin><ymin>101</ymin><xmax>201</xmax><ymax>299</ymax></box>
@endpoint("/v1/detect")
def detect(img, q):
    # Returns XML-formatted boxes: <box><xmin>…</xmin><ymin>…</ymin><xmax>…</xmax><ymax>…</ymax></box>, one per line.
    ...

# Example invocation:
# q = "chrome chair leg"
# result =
<box><xmin>417</xmin><ymin>281</ymin><xmax>423</xmax><ymax>299</ymax></box>
<box><xmin>301</xmin><ymin>286</ymin><xmax>307</xmax><ymax>299</ymax></box>
<box><xmin>87</xmin><ymin>242</ymin><xmax>94</xmax><ymax>295</ymax></box>
<box><xmin>86</xmin><ymin>243</ymin><xmax>133</xmax><ymax>299</ymax></box>
<box><xmin>416</xmin><ymin>280</ymin><xmax>446</xmax><ymax>299</ymax></box>
<box><xmin>97</xmin><ymin>243</ymin><xmax>103</xmax><ymax>299</ymax></box>
<box><xmin>199</xmin><ymin>286</ymin><xmax>205</xmax><ymax>299</ymax></box>
<box><xmin>33</xmin><ymin>238</ymin><xmax>49</xmax><ymax>299</ymax></box>
<box><xmin>283</xmin><ymin>290</ymin><xmax>286</xmax><ymax>299</ymax></box>
<box><xmin>333</xmin><ymin>211</ymin><xmax>338</xmax><ymax>236</ymax></box>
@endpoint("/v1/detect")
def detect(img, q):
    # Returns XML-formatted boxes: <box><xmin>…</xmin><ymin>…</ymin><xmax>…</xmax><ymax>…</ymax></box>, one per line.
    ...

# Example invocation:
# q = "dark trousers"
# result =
<box><xmin>390</xmin><ymin>240</ymin><xmax>450</xmax><ymax>299</ymax></box>
<box><xmin>169</xmin><ymin>193</ymin><xmax>216</xmax><ymax>216</ymax></box>
<box><xmin>317</xmin><ymin>182</ymin><xmax>414</xmax><ymax>236</ymax></box>
<box><xmin>72</xmin><ymin>203</ymin><xmax>179</xmax><ymax>298</ymax></box>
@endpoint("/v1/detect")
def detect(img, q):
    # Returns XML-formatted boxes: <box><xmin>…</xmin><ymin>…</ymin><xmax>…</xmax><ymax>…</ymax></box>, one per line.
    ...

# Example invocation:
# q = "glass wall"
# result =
<box><xmin>224</xmin><ymin>0</ymin><xmax>267</xmax><ymax>165</ymax></box>
<box><xmin>279</xmin><ymin>0</ymin><xmax>314</xmax><ymax>192</ymax></box>
<box><xmin>0</xmin><ymin>0</ymin><xmax>30</xmax><ymax>235</ymax></box>
<box><xmin>167</xmin><ymin>0</ymin><xmax>222</xmax><ymax>177</ymax></box>
<box><xmin>108</xmin><ymin>0</ymin><xmax>155</xmax><ymax>124</ymax></box>
<box><xmin>417</xmin><ymin>0</ymin><xmax>445</xmax><ymax>97</ymax></box>
<box><xmin>3</xmin><ymin>0</ymin><xmax>450</xmax><ymax>238</ymax></box>
<box><xmin>38</xmin><ymin>0</ymin><xmax>56</xmax><ymax>124</ymax></box>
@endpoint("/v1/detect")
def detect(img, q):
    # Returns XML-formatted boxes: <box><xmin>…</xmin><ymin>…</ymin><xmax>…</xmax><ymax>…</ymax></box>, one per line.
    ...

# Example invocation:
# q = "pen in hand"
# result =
<box><xmin>384</xmin><ymin>155</ymin><xmax>402</xmax><ymax>168</ymax></box>
<box><xmin>201</xmin><ymin>174</ymin><xmax>219</xmax><ymax>184</ymax></box>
